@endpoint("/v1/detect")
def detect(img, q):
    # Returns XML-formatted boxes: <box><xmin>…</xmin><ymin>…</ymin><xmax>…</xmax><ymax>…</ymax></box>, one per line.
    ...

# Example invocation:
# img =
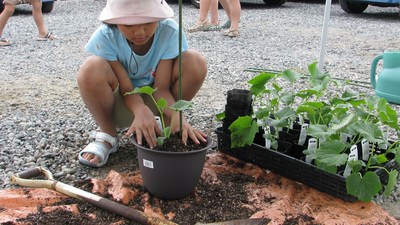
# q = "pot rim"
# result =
<box><xmin>130</xmin><ymin>136</ymin><xmax>213</xmax><ymax>155</ymax></box>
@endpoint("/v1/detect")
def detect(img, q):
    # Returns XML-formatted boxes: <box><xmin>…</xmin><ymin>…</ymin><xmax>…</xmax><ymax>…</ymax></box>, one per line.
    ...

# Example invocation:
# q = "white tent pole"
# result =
<box><xmin>318</xmin><ymin>0</ymin><xmax>332</xmax><ymax>70</ymax></box>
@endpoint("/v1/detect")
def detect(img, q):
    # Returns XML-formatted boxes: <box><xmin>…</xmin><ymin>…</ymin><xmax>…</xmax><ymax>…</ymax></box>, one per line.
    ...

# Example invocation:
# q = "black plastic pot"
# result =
<box><xmin>226</xmin><ymin>89</ymin><xmax>253</xmax><ymax>109</ymax></box>
<box><xmin>223</xmin><ymin>89</ymin><xmax>254</xmax><ymax>134</ymax></box>
<box><xmin>131</xmin><ymin>136</ymin><xmax>212</xmax><ymax>200</ymax></box>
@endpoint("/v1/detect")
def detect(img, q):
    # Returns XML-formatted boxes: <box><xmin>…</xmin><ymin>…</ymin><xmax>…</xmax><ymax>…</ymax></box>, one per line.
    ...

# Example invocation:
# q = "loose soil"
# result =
<box><xmin>8</xmin><ymin>163</ymin><xmax>262</xmax><ymax>225</ymax></box>
<box><xmin>3</xmin><ymin>153</ymin><xmax>399</xmax><ymax>225</ymax></box>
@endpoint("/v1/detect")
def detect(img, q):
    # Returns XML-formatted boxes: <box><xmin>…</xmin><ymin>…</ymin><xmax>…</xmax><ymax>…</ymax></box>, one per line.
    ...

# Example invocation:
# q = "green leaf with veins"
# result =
<box><xmin>229</xmin><ymin>116</ymin><xmax>259</xmax><ymax>148</ymax></box>
<box><xmin>346</xmin><ymin>172</ymin><xmax>382</xmax><ymax>202</ymax></box>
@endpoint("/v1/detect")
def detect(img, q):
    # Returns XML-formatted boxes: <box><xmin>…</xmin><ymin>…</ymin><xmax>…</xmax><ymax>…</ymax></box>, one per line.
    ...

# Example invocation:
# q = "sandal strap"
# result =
<box><xmin>81</xmin><ymin>142</ymin><xmax>109</xmax><ymax>162</ymax></box>
<box><xmin>90</xmin><ymin>131</ymin><xmax>118</xmax><ymax>147</ymax></box>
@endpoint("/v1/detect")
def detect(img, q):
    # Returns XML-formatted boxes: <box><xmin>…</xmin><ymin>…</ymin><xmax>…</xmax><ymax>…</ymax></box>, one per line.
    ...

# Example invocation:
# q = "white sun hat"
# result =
<box><xmin>99</xmin><ymin>0</ymin><xmax>174</xmax><ymax>25</ymax></box>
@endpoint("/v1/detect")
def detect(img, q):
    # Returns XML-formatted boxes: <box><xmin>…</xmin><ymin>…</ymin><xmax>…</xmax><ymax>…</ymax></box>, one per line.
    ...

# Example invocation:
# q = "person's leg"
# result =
<box><xmin>30</xmin><ymin>0</ymin><xmax>46</xmax><ymax>36</ymax></box>
<box><xmin>209</xmin><ymin>0</ymin><xmax>219</xmax><ymax>25</ymax></box>
<box><xmin>31</xmin><ymin>0</ymin><xmax>55</xmax><ymax>39</ymax></box>
<box><xmin>228</xmin><ymin>0</ymin><xmax>241</xmax><ymax>31</ymax></box>
<box><xmin>188</xmin><ymin>0</ymin><xmax>212</xmax><ymax>32</ymax></box>
<box><xmin>77</xmin><ymin>56</ymin><xmax>120</xmax><ymax>165</ymax></box>
<box><xmin>170</xmin><ymin>49</ymin><xmax>207</xmax><ymax>101</ymax></box>
<box><xmin>221</xmin><ymin>0</ymin><xmax>240</xmax><ymax>37</ymax></box>
<box><xmin>77</xmin><ymin>56</ymin><xmax>119</xmax><ymax>136</ymax></box>
<box><xmin>218</xmin><ymin>0</ymin><xmax>231</xmax><ymax>29</ymax></box>
<box><xmin>0</xmin><ymin>3</ymin><xmax>16</xmax><ymax>38</ymax></box>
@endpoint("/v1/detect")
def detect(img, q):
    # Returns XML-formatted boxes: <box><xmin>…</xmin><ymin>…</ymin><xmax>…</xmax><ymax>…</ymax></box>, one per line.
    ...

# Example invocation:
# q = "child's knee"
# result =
<box><xmin>77</xmin><ymin>56</ymin><xmax>107</xmax><ymax>80</ymax></box>
<box><xmin>183</xmin><ymin>50</ymin><xmax>207</xmax><ymax>77</ymax></box>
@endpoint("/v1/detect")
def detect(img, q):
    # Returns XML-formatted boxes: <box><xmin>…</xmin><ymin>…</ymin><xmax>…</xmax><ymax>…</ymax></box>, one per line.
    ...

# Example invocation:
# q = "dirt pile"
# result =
<box><xmin>1</xmin><ymin>153</ymin><xmax>398</xmax><ymax>225</ymax></box>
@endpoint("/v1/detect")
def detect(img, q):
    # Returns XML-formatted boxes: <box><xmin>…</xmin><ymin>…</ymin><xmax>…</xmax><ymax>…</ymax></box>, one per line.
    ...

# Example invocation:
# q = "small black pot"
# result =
<box><xmin>226</xmin><ymin>89</ymin><xmax>252</xmax><ymax>109</ymax></box>
<box><xmin>131</xmin><ymin>136</ymin><xmax>213</xmax><ymax>200</ymax></box>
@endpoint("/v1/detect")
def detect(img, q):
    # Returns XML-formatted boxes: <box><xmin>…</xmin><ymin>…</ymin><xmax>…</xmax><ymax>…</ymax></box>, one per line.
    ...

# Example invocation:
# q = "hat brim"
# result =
<box><xmin>99</xmin><ymin>1</ymin><xmax>174</xmax><ymax>25</ymax></box>
<box><xmin>102</xmin><ymin>17</ymin><xmax>164</xmax><ymax>25</ymax></box>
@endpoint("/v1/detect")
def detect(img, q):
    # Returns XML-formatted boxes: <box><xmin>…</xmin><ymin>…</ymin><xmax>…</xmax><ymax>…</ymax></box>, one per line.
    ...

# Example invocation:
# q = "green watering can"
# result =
<box><xmin>370</xmin><ymin>50</ymin><xmax>400</xmax><ymax>104</ymax></box>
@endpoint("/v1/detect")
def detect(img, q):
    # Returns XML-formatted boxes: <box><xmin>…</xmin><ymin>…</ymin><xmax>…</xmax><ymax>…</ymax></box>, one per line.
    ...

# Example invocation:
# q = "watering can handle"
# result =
<box><xmin>370</xmin><ymin>54</ymin><xmax>383</xmax><ymax>89</ymax></box>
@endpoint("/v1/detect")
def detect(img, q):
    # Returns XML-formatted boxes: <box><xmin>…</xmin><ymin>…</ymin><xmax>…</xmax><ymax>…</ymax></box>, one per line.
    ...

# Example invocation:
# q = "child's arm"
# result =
<box><xmin>109</xmin><ymin>61</ymin><xmax>161</xmax><ymax>148</ymax></box>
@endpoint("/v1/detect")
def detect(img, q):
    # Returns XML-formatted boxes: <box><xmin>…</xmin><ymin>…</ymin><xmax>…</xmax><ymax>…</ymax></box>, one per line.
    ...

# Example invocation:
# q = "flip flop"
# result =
<box><xmin>223</xmin><ymin>29</ymin><xmax>239</xmax><ymax>38</ymax></box>
<box><xmin>78</xmin><ymin>132</ymin><xmax>119</xmax><ymax>167</ymax></box>
<box><xmin>0</xmin><ymin>37</ymin><xmax>11</xmax><ymax>46</ymax></box>
<box><xmin>37</xmin><ymin>32</ymin><xmax>57</xmax><ymax>41</ymax></box>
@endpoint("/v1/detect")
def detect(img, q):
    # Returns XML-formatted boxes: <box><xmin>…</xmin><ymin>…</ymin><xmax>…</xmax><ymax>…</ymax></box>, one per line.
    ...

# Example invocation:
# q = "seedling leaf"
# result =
<box><xmin>384</xmin><ymin>170</ymin><xmax>399</xmax><ymax>196</ymax></box>
<box><xmin>170</xmin><ymin>100</ymin><xmax>193</xmax><ymax>111</ymax></box>
<box><xmin>346</xmin><ymin>172</ymin><xmax>382</xmax><ymax>202</ymax></box>
<box><xmin>229</xmin><ymin>116</ymin><xmax>259</xmax><ymax>148</ymax></box>
<box><xmin>133</xmin><ymin>86</ymin><xmax>156</xmax><ymax>95</ymax></box>
<box><xmin>248</xmin><ymin>72</ymin><xmax>275</xmax><ymax>96</ymax></box>
<box><xmin>215</xmin><ymin>112</ymin><xmax>225</xmax><ymax>121</ymax></box>
<box><xmin>315</xmin><ymin>140</ymin><xmax>348</xmax><ymax>166</ymax></box>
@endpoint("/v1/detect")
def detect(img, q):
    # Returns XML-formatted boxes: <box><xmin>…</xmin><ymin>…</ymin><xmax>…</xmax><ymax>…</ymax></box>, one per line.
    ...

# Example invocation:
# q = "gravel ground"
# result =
<box><xmin>1</xmin><ymin>0</ymin><xmax>399</xmax><ymax>220</ymax></box>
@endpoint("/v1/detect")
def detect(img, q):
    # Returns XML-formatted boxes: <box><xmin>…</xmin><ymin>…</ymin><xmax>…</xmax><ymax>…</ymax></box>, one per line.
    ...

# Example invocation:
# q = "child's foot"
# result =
<box><xmin>0</xmin><ymin>37</ymin><xmax>11</xmax><ymax>46</ymax></box>
<box><xmin>37</xmin><ymin>32</ymin><xmax>57</xmax><ymax>41</ymax></box>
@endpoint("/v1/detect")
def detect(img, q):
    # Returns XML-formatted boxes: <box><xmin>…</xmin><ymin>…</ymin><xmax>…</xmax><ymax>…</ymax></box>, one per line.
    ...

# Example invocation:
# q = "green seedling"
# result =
<box><xmin>125</xmin><ymin>86</ymin><xmax>193</xmax><ymax>146</ymax></box>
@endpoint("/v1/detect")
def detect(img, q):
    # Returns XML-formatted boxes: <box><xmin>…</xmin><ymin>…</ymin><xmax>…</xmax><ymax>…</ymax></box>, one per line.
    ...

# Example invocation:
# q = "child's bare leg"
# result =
<box><xmin>31</xmin><ymin>0</ymin><xmax>48</xmax><ymax>37</ymax></box>
<box><xmin>171</xmin><ymin>49</ymin><xmax>207</xmax><ymax>101</ymax></box>
<box><xmin>0</xmin><ymin>4</ymin><xmax>16</xmax><ymax>36</ymax></box>
<box><xmin>76</xmin><ymin>56</ymin><xmax>119</xmax><ymax>164</ymax></box>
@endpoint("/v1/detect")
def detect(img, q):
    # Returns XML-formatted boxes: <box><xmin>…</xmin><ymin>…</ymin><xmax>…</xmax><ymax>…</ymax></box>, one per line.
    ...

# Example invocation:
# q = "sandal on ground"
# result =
<box><xmin>78</xmin><ymin>132</ymin><xmax>119</xmax><ymax>168</ymax></box>
<box><xmin>37</xmin><ymin>32</ymin><xmax>57</xmax><ymax>41</ymax></box>
<box><xmin>223</xmin><ymin>29</ymin><xmax>239</xmax><ymax>38</ymax></box>
<box><xmin>0</xmin><ymin>37</ymin><xmax>11</xmax><ymax>46</ymax></box>
<box><xmin>204</xmin><ymin>24</ymin><xmax>221</xmax><ymax>31</ymax></box>
<box><xmin>220</xmin><ymin>20</ymin><xmax>231</xmax><ymax>29</ymax></box>
<box><xmin>187</xmin><ymin>19</ymin><xmax>212</xmax><ymax>33</ymax></box>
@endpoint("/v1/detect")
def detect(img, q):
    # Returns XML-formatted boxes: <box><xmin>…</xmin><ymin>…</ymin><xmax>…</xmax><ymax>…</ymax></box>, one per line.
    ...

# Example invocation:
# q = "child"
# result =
<box><xmin>77</xmin><ymin>0</ymin><xmax>208</xmax><ymax>167</ymax></box>
<box><xmin>0</xmin><ymin>0</ymin><xmax>56</xmax><ymax>46</ymax></box>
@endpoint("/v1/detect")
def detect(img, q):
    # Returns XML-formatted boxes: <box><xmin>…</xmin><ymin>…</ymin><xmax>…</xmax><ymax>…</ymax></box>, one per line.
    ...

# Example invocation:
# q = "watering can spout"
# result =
<box><xmin>370</xmin><ymin>50</ymin><xmax>400</xmax><ymax>104</ymax></box>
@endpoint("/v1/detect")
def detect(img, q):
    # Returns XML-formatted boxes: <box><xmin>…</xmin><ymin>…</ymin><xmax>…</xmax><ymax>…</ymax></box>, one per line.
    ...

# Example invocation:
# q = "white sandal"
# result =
<box><xmin>78</xmin><ymin>132</ymin><xmax>119</xmax><ymax>167</ymax></box>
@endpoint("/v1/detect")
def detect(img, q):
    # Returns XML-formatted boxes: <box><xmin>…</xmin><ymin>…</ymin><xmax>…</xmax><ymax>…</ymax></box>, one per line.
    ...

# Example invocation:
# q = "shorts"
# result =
<box><xmin>3</xmin><ymin>0</ymin><xmax>38</xmax><ymax>5</ymax></box>
<box><xmin>113</xmin><ymin>86</ymin><xmax>160</xmax><ymax>128</ymax></box>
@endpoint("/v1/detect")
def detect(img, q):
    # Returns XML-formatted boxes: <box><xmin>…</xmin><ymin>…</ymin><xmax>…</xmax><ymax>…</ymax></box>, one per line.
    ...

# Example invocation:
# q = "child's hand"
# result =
<box><xmin>125</xmin><ymin>106</ymin><xmax>162</xmax><ymax>148</ymax></box>
<box><xmin>170</xmin><ymin>112</ymin><xmax>207</xmax><ymax>145</ymax></box>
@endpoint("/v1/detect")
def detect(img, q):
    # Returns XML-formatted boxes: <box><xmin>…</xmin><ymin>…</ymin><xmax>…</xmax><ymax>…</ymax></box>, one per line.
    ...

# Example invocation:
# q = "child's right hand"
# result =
<box><xmin>125</xmin><ymin>105</ymin><xmax>162</xmax><ymax>149</ymax></box>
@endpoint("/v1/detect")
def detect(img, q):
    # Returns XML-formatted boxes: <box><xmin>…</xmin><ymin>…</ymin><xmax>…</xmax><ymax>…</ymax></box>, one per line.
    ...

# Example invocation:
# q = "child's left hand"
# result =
<box><xmin>170</xmin><ymin>112</ymin><xmax>207</xmax><ymax>145</ymax></box>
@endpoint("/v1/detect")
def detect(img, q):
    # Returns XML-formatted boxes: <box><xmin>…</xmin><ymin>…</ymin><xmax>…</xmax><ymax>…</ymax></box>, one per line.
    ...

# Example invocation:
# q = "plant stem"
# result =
<box><xmin>178</xmin><ymin>0</ymin><xmax>183</xmax><ymax>136</ymax></box>
<box><xmin>149</xmin><ymin>95</ymin><xmax>167</xmax><ymax>137</ymax></box>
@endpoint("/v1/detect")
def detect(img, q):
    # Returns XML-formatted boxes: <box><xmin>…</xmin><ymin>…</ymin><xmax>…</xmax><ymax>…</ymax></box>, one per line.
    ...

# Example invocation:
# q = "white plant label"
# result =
<box><xmin>263</xmin><ymin>127</ymin><xmax>271</xmax><ymax>149</ymax></box>
<box><xmin>155</xmin><ymin>116</ymin><xmax>162</xmax><ymax>132</ymax></box>
<box><xmin>340</xmin><ymin>132</ymin><xmax>353</xmax><ymax>143</ymax></box>
<box><xmin>361</xmin><ymin>138</ymin><xmax>370</xmax><ymax>161</ymax></box>
<box><xmin>343</xmin><ymin>145</ymin><xmax>358</xmax><ymax>178</ymax></box>
<box><xmin>143</xmin><ymin>159</ymin><xmax>154</xmax><ymax>169</ymax></box>
<box><xmin>305</xmin><ymin>138</ymin><xmax>317</xmax><ymax>164</ymax></box>
<box><xmin>318</xmin><ymin>137</ymin><xmax>326</xmax><ymax>148</ymax></box>
<box><xmin>265</xmin><ymin>139</ymin><xmax>272</xmax><ymax>149</ymax></box>
<box><xmin>379</xmin><ymin>126</ymin><xmax>388</xmax><ymax>149</ymax></box>
<box><xmin>298</xmin><ymin>114</ymin><xmax>304</xmax><ymax>125</ymax></box>
<box><xmin>298</xmin><ymin>124</ymin><xmax>309</xmax><ymax>146</ymax></box>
